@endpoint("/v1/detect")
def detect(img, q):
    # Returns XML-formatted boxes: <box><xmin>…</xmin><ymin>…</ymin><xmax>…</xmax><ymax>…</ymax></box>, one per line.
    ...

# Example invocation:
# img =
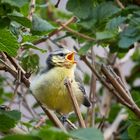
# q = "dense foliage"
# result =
<box><xmin>0</xmin><ymin>0</ymin><xmax>140</xmax><ymax>140</ymax></box>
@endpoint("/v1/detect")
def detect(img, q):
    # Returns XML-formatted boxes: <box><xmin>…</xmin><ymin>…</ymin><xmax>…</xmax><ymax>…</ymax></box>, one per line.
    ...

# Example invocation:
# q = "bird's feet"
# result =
<box><xmin>60</xmin><ymin>115</ymin><xmax>68</xmax><ymax>124</ymax></box>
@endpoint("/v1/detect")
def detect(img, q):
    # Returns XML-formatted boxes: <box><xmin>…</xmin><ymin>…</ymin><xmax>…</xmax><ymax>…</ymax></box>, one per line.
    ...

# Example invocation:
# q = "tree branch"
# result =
<box><xmin>64</xmin><ymin>78</ymin><xmax>86</xmax><ymax>128</ymax></box>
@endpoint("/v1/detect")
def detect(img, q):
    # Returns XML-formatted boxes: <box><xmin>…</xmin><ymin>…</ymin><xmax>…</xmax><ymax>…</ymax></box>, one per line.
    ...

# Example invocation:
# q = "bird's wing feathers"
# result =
<box><xmin>75</xmin><ymin>70</ymin><xmax>91</xmax><ymax>107</ymax></box>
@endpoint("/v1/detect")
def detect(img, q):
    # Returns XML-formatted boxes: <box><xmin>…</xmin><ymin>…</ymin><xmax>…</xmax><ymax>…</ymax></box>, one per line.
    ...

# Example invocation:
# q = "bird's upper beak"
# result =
<box><xmin>65</xmin><ymin>52</ymin><xmax>77</xmax><ymax>64</ymax></box>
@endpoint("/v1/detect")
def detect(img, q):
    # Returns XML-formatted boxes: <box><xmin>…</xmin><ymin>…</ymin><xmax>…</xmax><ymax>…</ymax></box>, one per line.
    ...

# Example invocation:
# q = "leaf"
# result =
<box><xmin>1</xmin><ymin>135</ymin><xmax>40</xmax><ymax>140</ymax></box>
<box><xmin>66</xmin><ymin>0</ymin><xmax>93</xmax><ymax>19</ymax></box>
<box><xmin>20</xmin><ymin>52</ymin><xmax>39</xmax><ymax>73</ymax></box>
<box><xmin>36</xmin><ymin>127</ymin><xmax>69</xmax><ymax>140</ymax></box>
<box><xmin>95</xmin><ymin>2</ymin><xmax>120</xmax><ymax>22</ymax></box>
<box><xmin>8</xmin><ymin>11</ymin><xmax>31</xmax><ymax>28</ymax></box>
<box><xmin>70</xmin><ymin>128</ymin><xmax>104</xmax><ymax>140</ymax></box>
<box><xmin>78</xmin><ymin>42</ymin><xmax>94</xmax><ymax>55</ymax></box>
<box><xmin>106</xmin><ymin>16</ymin><xmax>126</xmax><ymax>30</ymax></box>
<box><xmin>128</xmin><ymin>124</ymin><xmax>140</xmax><ymax>140</ymax></box>
<box><xmin>0</xmin><ymin>28</ymin><xmax>19</xmax><ymax>56</ymax></box>
<box><xmin>1</xmin><ymin>0</ymin><xmax>29</xmax><ymax>8</ymax></box>
<box><xmin>31</xmin><ymin>14</ymin><xmax>55</xmax><ymax>35</ymax></box>
<box><xmin>22</xmin><ymin>42</ymin><xmax>47</xmax><ymax>53</ymax></box>
<box><xmin>0</xmin><ymin>109</ymin><xmax>21</xmax><ymax>131</ymax></box>
<box><xmin>118</xmin><ymin>26</ymin><xmax>140</xmax><ymax>49</ymax></box>
<box><xmin>22</xmin><ymin>35</ymin><xmax>41</xmax><ymax>42</ymax></box>
<box><xmin>96</xmin><ymin>30</ymin><xmax>117</xmax><ymax>40</ymax></box>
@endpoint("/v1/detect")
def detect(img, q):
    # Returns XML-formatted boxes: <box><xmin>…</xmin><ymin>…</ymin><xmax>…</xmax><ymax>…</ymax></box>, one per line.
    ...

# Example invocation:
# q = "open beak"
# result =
<box><xmin>65</xmin><ymin>52</ymin><xmax>77</xmax><ymax>64</ymax></box>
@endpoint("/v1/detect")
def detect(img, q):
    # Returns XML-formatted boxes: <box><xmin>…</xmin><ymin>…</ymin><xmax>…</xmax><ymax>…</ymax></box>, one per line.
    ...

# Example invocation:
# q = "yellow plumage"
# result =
<box><xmin>30</xmin><ymin>65</ymin><xmax>84</xmax><ymax>114</ymax></box>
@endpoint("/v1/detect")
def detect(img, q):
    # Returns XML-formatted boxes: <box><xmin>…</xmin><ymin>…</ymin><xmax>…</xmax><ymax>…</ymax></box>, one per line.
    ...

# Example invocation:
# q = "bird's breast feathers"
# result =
<box><xmin>30</xmin><ymin>67</ymin><xmax>84</xmax><ymax>114</ymax></box>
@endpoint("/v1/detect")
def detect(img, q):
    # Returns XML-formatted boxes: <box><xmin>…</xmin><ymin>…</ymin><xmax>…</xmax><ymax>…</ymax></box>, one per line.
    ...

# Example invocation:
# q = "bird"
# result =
<box><xmin>30</xmin><ymin>49</ymin><xmax>90</xmax><ymax>115</ymax></box>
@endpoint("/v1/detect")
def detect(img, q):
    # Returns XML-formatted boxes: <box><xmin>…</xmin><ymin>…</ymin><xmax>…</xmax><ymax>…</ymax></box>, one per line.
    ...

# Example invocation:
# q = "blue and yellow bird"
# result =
<box><xmin>30</xmin><ymin>49</ymin><xmax>90</xmax><ymax>114</ymax></box>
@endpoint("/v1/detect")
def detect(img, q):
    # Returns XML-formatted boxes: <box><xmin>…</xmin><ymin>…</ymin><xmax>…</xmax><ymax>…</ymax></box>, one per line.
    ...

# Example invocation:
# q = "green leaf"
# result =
<box><xmin>70</xmin><ymin>128</ymin><xmax>104</xmax><ymax>140</ymax></box>
<box><xmin>106</xmin><ymin>16</ymin><xmax>126</xmax><ymax>30</ymax></box>
<box><xmin>22</xmin><ymin>42</ymin><xmax>47</xmax><ymax>53</ymax></box>
<box><xmin>31</xmin><ymin>14</ymin><xmax>55</xmax><ymax>35</ymax></box>
<box><xmin>0</xmin><ymin>28</ymin><xmax>19</xmax><ymax>56</ymax></box>
<box><xmin>1</xmin><ymin>0</ymin><xmax>29</xmax><ymax>8</ymax></box>
<box><xmin>36</xmin><ymin>127</ymin><xmax>69</xmax><ymax>140</ymax></box>
<box><xmin>118</xmin><ymin>26</ymin><xmax>140</xmax><ymax>49</ymax></box>
<box><xmin>1</xmin><ymin>135</ymin><xmax>40</xmax><ymax>140</ymax></box>
<box><xmin>22</xmin><ymin>35</ymin><xmax>41</xmax><ymax>43</ymax></box>
<box><xmin>0</xmin><ymin>109</ymin><xmax>21</xmax><ymax>131</ymax></box>
<box><xmin>95</xmin><ymin>2</ymin><xmax>120</xmax><ymax>22</ymax></box>
<box><xmin>96</xmin><ymin>30</ymin><xmax>116</xmax><ymax>40</ymax></box>
<box><xmin>66</xmin><ymin>0</ymin><xmax>93</xmax><ymax>19</ymax></box>
<box><xmin>8</xmin><ymin>11</ymin><xmax>31</xmax><ymax>28</ymax></box>
<box><xmin>78</xmin><ymin>42</ymin><xmax>94</xmax><ymax>55</ymax></box>
<box><xmin>128</xmin><ymin>124</ymin><xmax>140</xmax><ymax>140</ymax></box>
<box><xmin>20</xmin><ymin>52</ymin><xmax>39</xmax><ymax>73</ymax></box>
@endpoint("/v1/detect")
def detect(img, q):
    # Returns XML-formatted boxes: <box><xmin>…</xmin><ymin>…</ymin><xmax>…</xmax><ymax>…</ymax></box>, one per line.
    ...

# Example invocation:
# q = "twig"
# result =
<box><xmin>33</xmin><ymin>16</ymin><xmax>77</xmax><ymax>45</ymax></box>
<box><xmin>80</xmin><ymin>56</ymin><xmax>140</xmax><ymax>118</ymax></box>
<box><xmin>28</xmin><ymin>0</ymin><xmax>36</xmax><ymax>21</ymax></box>
<box><xmin>98</xmin><ymin>115</ymin><xmax>106</xmax><ymax>131</ymax></box>
<box><xmin>115</xmin><ymin>0</ymin><xmax>125</xmax><ymax>9</ymax></box>
<box><xmin>8</xmin><ymin>69</ymin><xmax>21</xmax><ymax>108</ymax></box>
<box><xmin>64</xmin><ymin>78</ymin><xmax>86</xmax><ymax>128</ymax></box>
<box><xmin>5</xmin><ymin>53</ymin><xmax>26</xmax><ymax>74</ymax></box>
<box><xmin>104</xmin><ymin>109</ymin><xmax>127</xmax><ymax>140</ymax></box>
<box><xmin>0</xmin><ymin>59</ymin><xmax>66</xmax><ymax>131</ymax></box>
<box><xmin>35</xmin><ymin>116</ymin><xmax>47</xmax><ymax>128</ymax></box>
<box><xmin>55</xmin><ymin>0</ymin><xmax>61</xmax><ymax>8</ymax></box>
<box><xmin>58</xmin><ymin>22</ymin><xmax>96</xmax><ymax>41</ymax></box>
<box><xmin>33</xmin><ymin>98</ymin><xmax>66</xmax><ymax>131</ymax></box>
<box><xmin>65</xmin><ymin>119</ymin><xmax>78</xmax><ymax>130</ymax></box>
<box><xmin>101</xmin><ymin>64</ymin><xmax>140</xmax><ymax>118</ymax></box>
<box><xmin>86</xmin><ymin>48</ymin><xmax>96</xmax><ymax>127</ymax></box>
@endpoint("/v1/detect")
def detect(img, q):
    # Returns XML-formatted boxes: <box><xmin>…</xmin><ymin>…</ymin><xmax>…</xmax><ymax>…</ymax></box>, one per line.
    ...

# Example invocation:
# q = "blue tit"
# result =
<box><xmin>30</xmin><ymin>49</ymin><xmax>90</xmax><ymax>114</ymax></box>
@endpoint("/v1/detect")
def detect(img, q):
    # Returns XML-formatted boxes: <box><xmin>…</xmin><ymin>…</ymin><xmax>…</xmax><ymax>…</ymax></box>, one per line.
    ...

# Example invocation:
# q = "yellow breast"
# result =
<box><xmin>30</xmin><ymin>66</ymin><xmax>84</xmax><ymax>114</ymax></box>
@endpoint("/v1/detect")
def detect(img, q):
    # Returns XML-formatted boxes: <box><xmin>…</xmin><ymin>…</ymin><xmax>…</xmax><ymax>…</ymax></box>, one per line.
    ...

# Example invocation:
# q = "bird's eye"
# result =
<box><xmin>59</xmin><ymin>53</ymin><xmax>65</xmax><ymax>57</ymax></box>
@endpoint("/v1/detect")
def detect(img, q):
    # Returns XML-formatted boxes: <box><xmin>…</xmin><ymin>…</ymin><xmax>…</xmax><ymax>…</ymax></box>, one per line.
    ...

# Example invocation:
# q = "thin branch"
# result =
<box><xmin>101</xmin><ymin>64</ymin><xmax>140</xmax><ymax>118</ymax></box>
<box><xmin>5</xmin><ymin>53</ymin><xmax>26</xmax><ymax>74</ymax></box>
<box><xmin>55</xmin><ymin>0</ymin><xmax>61</xmax><ymax>8</ymax></box>
<box><xmin>104</xmin><ymin>109</ymin><xmax>127</xmax><ymax>140</ymax></box>
<box><xmin>86</xmin><ymin>48</ymin><xmax>96</xmax><ymax>127</ymax></box>
<box><xmin>64</xmin><ymin>78</ymin><xmax>86</xmax><ymax>128</ymax></box>
<box><xmin>115</xmin><ymin>0</ymin><xmax>125</xmax><ymax>9</ymax></box>
<box><xmin>0</xmin><ymin>59</ymin><xmax>66</xmax><ymax>131</ymax></box>
<box><xmin>58</xmin><ymin>22</ymin><xmax>96</xmax><ymax>41</ymax></box>
<box><xmin>33</xmin><ymin>16</ymin><xmax>77</xmax><ymax>45</ymax></box>
<box><xmin>28</xmin><ymin>0</ymin><xmax>36</xmax><ymax>21</ymax></box>
<box><xmin>80</xmin><ymin>56</ymin><xmax>140</xmax><ymax>118</ymax></box>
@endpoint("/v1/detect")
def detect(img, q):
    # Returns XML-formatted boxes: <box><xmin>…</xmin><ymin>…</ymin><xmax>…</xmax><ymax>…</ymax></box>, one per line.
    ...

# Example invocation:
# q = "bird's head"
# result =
<box><xmin>46</xmin><ymin>49</ymin><xmax>77</xmax><ymax>69</ymax></box>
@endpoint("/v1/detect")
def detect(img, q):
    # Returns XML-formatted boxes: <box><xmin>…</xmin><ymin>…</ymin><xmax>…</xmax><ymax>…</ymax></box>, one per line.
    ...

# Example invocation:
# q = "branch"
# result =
<box><xmin>104</xmin><ymin>109</ymin><xmax>127</xmax><ymax>140</ymax></box>
<box><xmin>85</xmin><ymin>48</ymin><xmax>96</xmax><ymax>127</ymax></box>
<box><xmin>80</xmin><ymin>56</ymin><xmax>140</xmax><ymax>119</ymax></box>
<box><xmin>28</xmin><ymin>0</ymin><xmax>36</xmax><ymax>21</ymax></box>
<box><xmin>115</xmin><ymin>0</ymin><xmax>125</xmax><ymax>9</ymax></box>
<box><xmin>0</xmin><ymin>59</ymin><xmax>66</xmax><ymax>131</ymax></box>
<box><xmin>55</xmin><ymin>0</ymin><xmax>61</xmax><ymax>8</ymax></box>
<box><xmin>64</xmin><ymin>78</ymin><xmax>86</xmax><ymax>128</ymax></box>
<box><xmin>33</xmin><ymin>16</ymin><xmax>77</xmax><ymax>45</ymax></box>
<box><xmin>58</xmin><ymin>22</ymin><xmax>96</xmax><ymax>41</ymax></box>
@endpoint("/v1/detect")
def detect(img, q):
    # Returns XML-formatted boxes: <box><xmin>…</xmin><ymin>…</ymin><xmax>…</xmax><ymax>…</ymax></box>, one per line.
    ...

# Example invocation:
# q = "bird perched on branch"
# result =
<box><xmin>30</xmin><ymin>49</ymin><xmax>90</xmax><ymax>114</ymax></box>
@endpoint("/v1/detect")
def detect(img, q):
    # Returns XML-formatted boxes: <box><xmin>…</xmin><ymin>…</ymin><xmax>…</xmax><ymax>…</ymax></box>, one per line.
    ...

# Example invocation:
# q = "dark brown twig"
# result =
<box><xmin>55</xmin><ymin>0</ymin><xmax>61</xmax><ymax>8</ymax></box>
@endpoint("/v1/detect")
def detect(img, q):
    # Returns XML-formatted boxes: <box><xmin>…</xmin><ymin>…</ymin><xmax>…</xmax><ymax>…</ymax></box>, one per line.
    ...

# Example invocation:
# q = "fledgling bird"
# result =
<box><xmin>30</xmin><ymin>49</ymin><xmax>90</xmax><ymax>115</ymax></box>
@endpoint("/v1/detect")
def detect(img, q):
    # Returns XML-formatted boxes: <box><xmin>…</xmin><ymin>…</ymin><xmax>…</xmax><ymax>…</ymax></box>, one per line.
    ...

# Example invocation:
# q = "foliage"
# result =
<box><xmin>0</xmin><ymin>0</ymin><xmax>140</xmax><ymax>140</ymax></box>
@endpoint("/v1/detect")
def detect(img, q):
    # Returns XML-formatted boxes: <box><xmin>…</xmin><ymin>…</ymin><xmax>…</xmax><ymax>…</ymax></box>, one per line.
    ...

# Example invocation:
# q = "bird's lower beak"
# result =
<box><xmin>66</xmin><ymin>52</ymin><xmax>77</xmax><ymax>64</ymax></box>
